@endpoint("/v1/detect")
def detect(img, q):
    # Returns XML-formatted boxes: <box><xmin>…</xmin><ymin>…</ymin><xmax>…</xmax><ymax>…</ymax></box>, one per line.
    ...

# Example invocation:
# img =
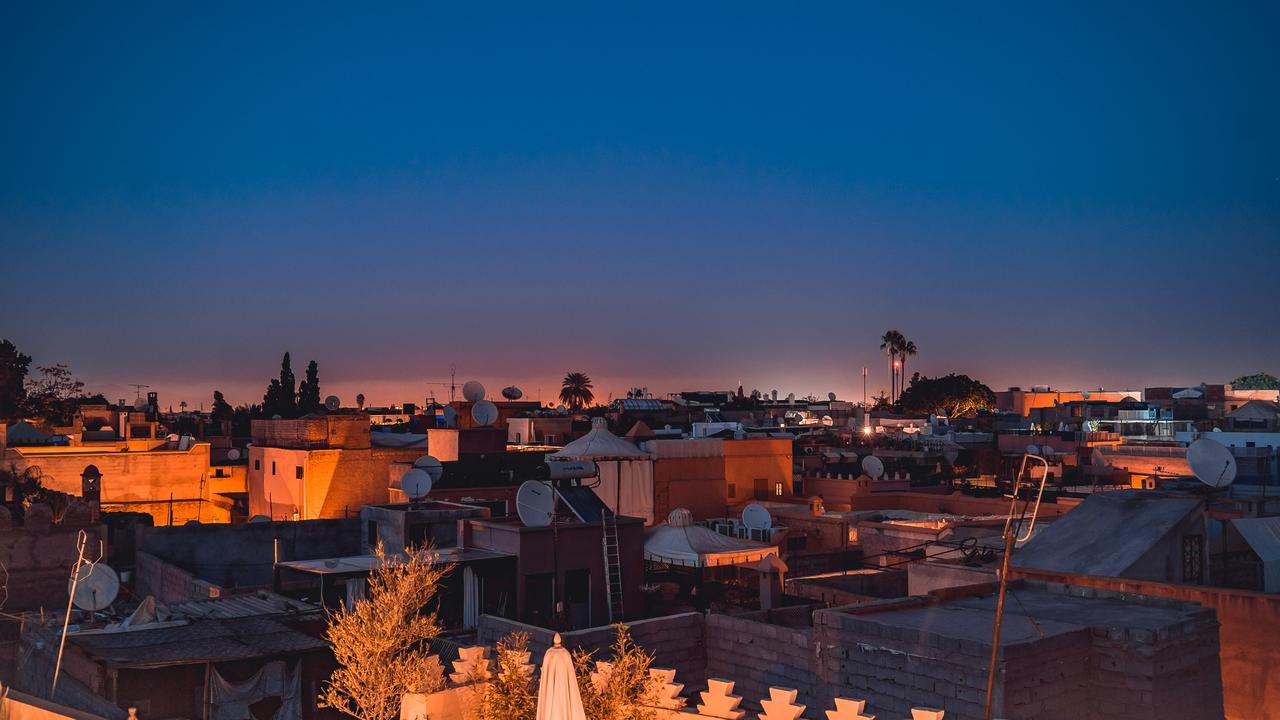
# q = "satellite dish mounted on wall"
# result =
<box><xmin>400</xmin><ymin>469</ymin><xmax>434</xmax><ymax>501</ymax></box>
<box><xmin>1187</xmin><ymin>438</ymin><xmax>1237</xmax><ymax>489</ymax></box>
<box><xmin>515</xmin><ymin>480</ymin><xmax>555</xmax><ymax>527</ymax></box>
<box><xmin>70</xmin><ymin>563</ymin><xmax>120</xmax><ymax>612</ymax></box>
<box><xmin>462</xmin><ymin>381</ymin><xmax>486</xmax><ymax>403</ymax></box>
<box><xmin>471</xmin><ymin>400</ymin><xmax>499</xmax><ymax>426</ymax></box>
<box><xmin>861</xmin><ymin>455</ymin><xmax>885</xmax><ymax>479</ymax></box>
<box><xmin>324</xmin><ymin>395</ymin><xmax>341</xmax><ymax>412</ymax></box>
<box><xmin>226</xmin><ymin>448</ymin><xmax>241</xmax><ymax>461</ymax></box>
<box><xmin>742</xmin><ymin>503</ymin><xmax>773</xmax><ymax>531</ymax></box>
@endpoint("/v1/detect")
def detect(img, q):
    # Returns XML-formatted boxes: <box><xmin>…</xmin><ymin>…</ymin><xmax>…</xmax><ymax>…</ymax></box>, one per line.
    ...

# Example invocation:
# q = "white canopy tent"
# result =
<box><xmin>549</xmin><ymin>418</ymin><xmax>654</xmax><ymax>524</ymax></box>
<box><xmin>644</xmin><ymin>508</ymin><xmax>778</xmax><ymax>568</ymax></box>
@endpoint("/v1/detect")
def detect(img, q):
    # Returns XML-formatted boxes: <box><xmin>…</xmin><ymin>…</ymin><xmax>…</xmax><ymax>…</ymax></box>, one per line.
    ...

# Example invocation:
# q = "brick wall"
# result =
<box><xmin>705</xmin><ymin>613</ymin><xmax>817</xmax><ymax>710</ymax></box>
<box><xmin>135</xmin><ymin>551</ymin><xmax>222</xmax><ymax>602</ymax></box>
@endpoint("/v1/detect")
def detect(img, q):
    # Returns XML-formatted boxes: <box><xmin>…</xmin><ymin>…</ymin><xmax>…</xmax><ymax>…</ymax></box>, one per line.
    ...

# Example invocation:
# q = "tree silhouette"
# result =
<box><xmin>263</xmin><ymin>352</ymin><xmax>299</xmax><ymax>418</ymax></box>
<box><xmin>298</xmin><ymin>360</ymin><xmax>321</xmax><ymax>414</ymax></box>
<box><xmin>559</xmin><ymin>372</ymin><xmax>595</xmax><ymax>410</ymax></box>
<box><xmin>0</xmin><ymin>339</ymin><xmax>32</xmax><ymax>421</ymax></box>
<box><xmin>211</xmin><ymin>390</ymin><xmax>234</xmax><ymax>423</ymax></box>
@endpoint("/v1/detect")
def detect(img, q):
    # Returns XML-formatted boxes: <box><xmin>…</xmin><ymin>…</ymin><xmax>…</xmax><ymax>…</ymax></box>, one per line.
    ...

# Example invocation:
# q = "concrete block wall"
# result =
<box><xmin>1088</xmin><ymin>612</ymin><xmax>1223</xmax><ymax>720</ymax></box>
<box><xmin>705</xmin><ymin>613</ymin><xmax>817</xmax><ymax>711</ymax></box>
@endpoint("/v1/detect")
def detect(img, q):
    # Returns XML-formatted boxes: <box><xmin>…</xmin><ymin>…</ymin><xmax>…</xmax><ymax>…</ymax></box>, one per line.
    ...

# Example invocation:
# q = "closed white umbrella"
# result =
<box><xmin>536</xmin><ymin>633</ymin><xmax>587</xmax><ymax>720</ymax></box>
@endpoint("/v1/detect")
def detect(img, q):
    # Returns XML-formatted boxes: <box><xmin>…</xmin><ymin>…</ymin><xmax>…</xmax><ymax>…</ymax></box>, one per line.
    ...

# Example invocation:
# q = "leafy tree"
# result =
<box><xmin>1231</xmin><ymin>372</ymin><xmax>1280</xmax><ymax>390</ymax></box>
<box><xmin>23</xmin><ymin>364</ymin><xmax>90</xmax><ymax>426</ymax></box>
<box><xmin>211</xmin><ymin>391</ymin><xmax>234</xmax><ymax>423</ymax></box>
<box><xmin>896</xmin><ymin>372</ymin><xmax>996</xmax><ymax>417</ymax></box>
<box><xmin>262</xmin><ymin>352</ymin><xmax>298</xmax><ymax>418</ymax></box>
<box><xmin>559</xmin><ymin>372</ymin><xmax>595</xmax><ymax>411</ymax></box>
<box><xmin>321</xmin><ymin>544</ymin><xmax>449</xmax><ymax>720</ymax></box>
<box><xmin>573</xmin><ymin>624</ymin><xmax>661</xmax><ymax>720</ymax></box>
<box><xmin>0</xmin><ymin>339</ymin><xmax>32</xmax><ymax>421</ymax></box>
<box><xmin>475</xmin><ymin>631</ymin><xmax>536</xmax><ymax>720</ymax></box>
<box><xmin>298</xmin><ymin>360</ymin><xmax>321</xmax><ymax>414</ymax></box>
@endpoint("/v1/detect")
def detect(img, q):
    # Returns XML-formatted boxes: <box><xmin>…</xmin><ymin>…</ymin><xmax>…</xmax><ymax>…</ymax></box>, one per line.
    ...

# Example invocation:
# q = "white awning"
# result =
<box><xmin>644</xmin><ymin>523</ymin><xmax>777</xmax><ymax>568</ymax></box>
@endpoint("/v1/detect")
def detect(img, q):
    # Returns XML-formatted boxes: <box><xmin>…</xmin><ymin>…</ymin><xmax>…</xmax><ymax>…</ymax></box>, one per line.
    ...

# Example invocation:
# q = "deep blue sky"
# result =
<box><xmin>3</xmin><ymin>2</ymin><xmax>1278</xmax><ymax>408</ymax></box>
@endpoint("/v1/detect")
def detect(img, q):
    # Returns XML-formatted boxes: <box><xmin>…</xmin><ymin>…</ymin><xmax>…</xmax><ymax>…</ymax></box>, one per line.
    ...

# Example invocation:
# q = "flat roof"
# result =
<box><xmin>276</xmin><ymin>547</ymin><xmax>512</xmax><ymax>575</ymax></box>
<box><xmin>70</xmin><ymin>615</ymin><xmax>327</xmax><ymax>669</ymax></box>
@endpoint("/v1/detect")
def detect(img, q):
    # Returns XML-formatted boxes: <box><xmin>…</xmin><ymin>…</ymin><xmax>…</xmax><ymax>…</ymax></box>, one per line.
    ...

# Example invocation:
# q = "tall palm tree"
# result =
<box><xmin>880</xmin><ymin>330</ymin><xmax>905</xmax><ymax>402</ymax></box>
<box><xmin>898</xmin><ymin>339</ymin><xmax>917</xmax><ymax>401</ymax></box>
<box><xmin>559</xmin><ymin>372</ymin><xmax>595</xmax><ymax>411</ymax></box>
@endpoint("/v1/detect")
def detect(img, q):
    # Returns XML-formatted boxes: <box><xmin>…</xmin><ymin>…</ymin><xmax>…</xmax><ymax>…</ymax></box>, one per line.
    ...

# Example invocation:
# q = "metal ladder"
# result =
<box><xmin>602</xmin><ymin>511</ymin><xmax>625</xmax><ymax>622</ymax></box>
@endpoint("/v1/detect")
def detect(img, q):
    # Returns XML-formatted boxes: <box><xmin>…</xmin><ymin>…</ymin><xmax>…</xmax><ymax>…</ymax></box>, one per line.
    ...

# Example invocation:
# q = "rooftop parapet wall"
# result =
<box><xmin>250</xmin><ymin>416</ymin><xmax>370</xmax><ymax>449</ymax></box>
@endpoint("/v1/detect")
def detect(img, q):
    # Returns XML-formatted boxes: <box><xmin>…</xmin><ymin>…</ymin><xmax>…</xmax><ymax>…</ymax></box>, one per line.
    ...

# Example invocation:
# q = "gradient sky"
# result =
<box><xmin>2</xmin><ymin>2</ymin><xmax>1278</xmax><ymax>409</ymax></box>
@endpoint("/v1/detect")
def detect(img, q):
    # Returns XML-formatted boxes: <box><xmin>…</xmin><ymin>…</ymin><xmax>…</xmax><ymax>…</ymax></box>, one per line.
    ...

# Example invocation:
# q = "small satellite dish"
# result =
<box><xmin>70</xmin><ymin>563</ymin><xmax>120</xmax><ymax>612</ymax></box>
<box><xmin>166</xmin><ymin>434</ymin><xmax>180</xmax><ymax>442</ymax></box>
<box><xmin>133</xmin><ymin>397</ymin><xmax>148</xmax><ymax>411</ymax></box>
<box><xmin>515</xmin><ymin>480</ymin><xmax>555</xmax><ymax>528</ymax></box>
<box><xmin>412</xmin><ymin>454</ymin><xmax>444</xmax><ymax>479</ymax></box>
<box><xmin>462</xmin><ymin>381</ymin><xmax>486</xmax><ymax>403</ymax></box>
<box><xmin>502</xmin><ymin>386</ymin><xmax>523</xmax><ymax>400</ymax></box>
<box><xmin>324</xmin><ymin>395</ymin><xmax>341</xmax><ymax>411</ymax></box>
<box><xmin>555</xmin><ymin>404</ymin><xmax>567</xmax><ymax>414</ymax></box>
<box><xmin>226</xmin><ymin>448</ymin><xmax>241</xmax><ymax>461</ymax></box>
<box><xmin>400</xmin><ymin>469</ymin><xmax>433</xmax><ymax>500</ymax></box>
<box><xmin>471</xmin><ymin>400</ymin><xmax>499</xmax><ymax>426</ymax></box>
<box><xmin>828</xmin><ymin>392</ymin><xmax>837</xmax><ymax>401</ymax></box>
<box><xmin>742</xmin><ymin>503</ymin><xmax>773</xmax><ymax>531</ymax></box>
<box><xmin>1026</xmin><ymin>444</ymin><xmax>1041</xmax><ymax>455</ymax></box>
<box><xmin>249</xmin><ymin>515</ymin><xmax>271</xmax><ymax>523</ymax></box>
<box><xmin>861</xmin><ymin>455</ymin><xmax>885</xmax><ymax>479</ymax></box>
<box><xmin>1187</xmin><ymin>438</ymin><xmax>1237</xmax><ymax>489</ymax></box>
<box><xmin>822</xmin><ymin>415</ymin><xmax>834</xmax><ymax>426</ymax></box>
<box><xmin>271</xmin><ymin>414</ymin><xmax>282</xmax><ymax>420</ymax></box>
<box><xmin>1042</xmin><ymin>444</ymin><xmax>1056</xmax><ymax>456</ymax></box>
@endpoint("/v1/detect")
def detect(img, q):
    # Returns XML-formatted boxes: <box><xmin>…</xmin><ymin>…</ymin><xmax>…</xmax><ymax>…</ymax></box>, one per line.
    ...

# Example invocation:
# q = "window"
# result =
<box><xmin>774</xmin><ymin>482</ymin><xmax>784</xmax><ymax>497</ymax></box>
<box><xmin>254</xmin><ymin>459</ymin><xmax>261</xmax><ymax>471</ymax></box>
<box><xmin>1182</xmin><ymin>535</ymin><xmax>1203</xmax><ymax>584</ymax></box>
<box><xmin>271</xmin><ymin>461</ymin><xmax>277</xmax><ymax>475</ymax></box>
<box><xmin>727</xmin><ymin>483</ymin><xmax>736</xmax><ymax>499</ymax></box>
<box><xmin>367</xmin><ymin>520</ymin><xmax>378</xmax><ymax>547</ymax></box>
<box><xmin>295</xmin><ymin>466</ymin><xmax>304</xmax><ymax>479</ymax></box>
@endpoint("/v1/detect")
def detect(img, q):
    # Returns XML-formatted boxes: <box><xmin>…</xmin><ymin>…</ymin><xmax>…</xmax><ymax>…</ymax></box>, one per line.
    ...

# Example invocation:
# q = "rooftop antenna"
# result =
<box><xmin>53</xmin><ymin>530</ymin><xmax>112</xmax><ymax>694</ymax></box>
<box><xmin>450</xmin><ymin>364</ymin><xmax>457</xmax><ymax>404</ymax></box>
<box><xmin>128</xmin><ymin>383</ymin><xmax>151</xmax><ymax>402</ymax></box>
<box><xmin>984</xmin><ymin>451</ymin><xmax>1050</xmax><ymax>720</ymax></box>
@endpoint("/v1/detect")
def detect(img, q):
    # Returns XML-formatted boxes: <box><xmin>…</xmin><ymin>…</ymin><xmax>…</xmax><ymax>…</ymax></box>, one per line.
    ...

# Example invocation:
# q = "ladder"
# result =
<box><xmin>602</xmin><ymin>510</ymin><xmax>625</xmax><ymax>622</ymax></box>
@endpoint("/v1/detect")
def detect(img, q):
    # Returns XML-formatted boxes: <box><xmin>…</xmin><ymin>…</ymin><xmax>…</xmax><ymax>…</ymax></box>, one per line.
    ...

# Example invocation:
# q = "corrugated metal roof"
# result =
<box><xmin>169</xmin><ymin>591</ymin><xmax>317</xmax><ymax>620</ymax></box>
<box><xmin>70</xmin><ymin>616</ymin><xmax>327</xmax><ymax>669</ymax></box>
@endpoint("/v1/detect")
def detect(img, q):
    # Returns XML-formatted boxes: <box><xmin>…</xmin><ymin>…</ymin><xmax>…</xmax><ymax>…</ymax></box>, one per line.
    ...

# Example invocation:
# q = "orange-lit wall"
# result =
<box><xmin>724</xmin><ymin>438</ymin><xmax>794</xmax><ymax>503</ymax></box>
<box><xmin>997</xmin><ymin>389</ymin><xmax>1141</xmax><ymax>416</ymax></box>
<box><xmin>248</xmin><ymin>446</ymin><xmax>388</xmax><ymax>520</ymax></box>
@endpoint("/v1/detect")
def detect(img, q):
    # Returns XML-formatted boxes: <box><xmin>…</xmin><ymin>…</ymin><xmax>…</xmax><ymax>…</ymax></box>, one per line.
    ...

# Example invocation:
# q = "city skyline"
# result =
<box><xmin>3</xmin><ymin>2</ymin><xmax>1278</xmax><ymax>408</ymax></box>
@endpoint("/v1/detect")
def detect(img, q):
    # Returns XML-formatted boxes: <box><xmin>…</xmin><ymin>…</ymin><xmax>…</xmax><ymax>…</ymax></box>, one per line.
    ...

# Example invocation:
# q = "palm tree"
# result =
<box><xmin>559</xmin><ymin>372</ymin><xmax>595</xmax><ymax>411</ymax></box>
<box><xmin>880</xmin><ymin>330</ymin><xmax>905</xmax><ymax>402</ymax></box>
<box><xmin>898</xmin><ymin>339</ymin><xmax>917</xmax><ymax>401</ymax></box>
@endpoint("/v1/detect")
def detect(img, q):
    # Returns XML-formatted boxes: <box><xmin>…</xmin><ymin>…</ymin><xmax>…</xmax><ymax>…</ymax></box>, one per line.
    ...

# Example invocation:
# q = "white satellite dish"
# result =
<box><xmin>515</xmin><ymin>480</ymin><xmax>555</xmax><ymax>527</ymax></box>
<box><xmin>471</xmin><ymin>400</ymin><xmax>499</xmax><ymax>426</ymax></box>
<box><xmin>502</xmin><ymin>386</ymin><xmax>523</xmax><ymax>400</ymax></box>
<box><xmin>462</xmin><ymin>381</ymin><xmax>486</xmax><ymax>403</ymax></box>
<box><xmin>1081</xmin><ymin>390</ymin><xmax>1091</xmax><ymax>399</ymax></box>
<box><xmin>412</xmin><ymin>455</ymin><xmax>444</xmax><ymax>481</ymax></box>
<box><xmin>821</xmin><ymin>415</ymin><xmax>834</xmax><ymax>426</ymax></box>
<box><xmin>324</xmin><ymin>395</ymin><xmax>341</xmax><ymax>411</ymax></box>
<box><xmin>70</xmin><ymin>563</ymin><xmax>120</xmax><ymax>612</ymax></box>
<box><xmin>400</xmin><ymin>469</ymin><xmax>433</xmax><ymax>500</ymax></box>
<box><xmin>828</xmin><ymin>392</ymin><xmax>837</xmax><ymax>401</ymax></box>
<box><xmin>861</xmin><ymin>455</ymin><xmax>885</xmax><ymax>479</ymax></box>
<box><xmin>1042</xmin><ymin>444</ymin><xmax>1056</xmax><ymax>456</ymax></box>
<box><xmin>742</xmin><ymin>503</ymin><xmax>773</xmax><ymax>531</ymax></box>
<box><xmin>226</xmin><ymin>448</ymin><xmax>241</xmax><ymax>461</ymax></box>
<box><xmin>1187</xmin><ymin>438</ymin><xmax>1237</xmax><ymax>489</ymax></box>
<box><xmin>1026</xmin><ymin>444</ymin><xmax>1041</xmax><ymax>455</ymax></box>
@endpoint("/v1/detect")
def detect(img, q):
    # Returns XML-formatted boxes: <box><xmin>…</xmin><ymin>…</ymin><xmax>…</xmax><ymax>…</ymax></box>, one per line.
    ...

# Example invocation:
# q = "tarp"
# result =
<box><xmin>210</xmin><ymin>660</ymin><xmax>300</xmax><ymax>720</ymax></box>
<box><xmin>551</xmin><ymin>418</ymin><xmax>654</xmax><ymax>524</ymax></box>
<box><xmin>644</xmin><ymin>522</ymin><xmax>777</xmax><ymax>568</ymax></box>
<box><xmin>1231</xmin><ymin>516</ymin><xmax>1280</xmax><ymax>592</ymax></box>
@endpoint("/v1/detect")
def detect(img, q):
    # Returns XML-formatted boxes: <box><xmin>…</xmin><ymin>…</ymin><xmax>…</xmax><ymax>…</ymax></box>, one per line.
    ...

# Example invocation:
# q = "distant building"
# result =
<box><xmin>996</xmin><ymin>386</ymin><xmax>1142</xmax><ymax>416</ymax></box>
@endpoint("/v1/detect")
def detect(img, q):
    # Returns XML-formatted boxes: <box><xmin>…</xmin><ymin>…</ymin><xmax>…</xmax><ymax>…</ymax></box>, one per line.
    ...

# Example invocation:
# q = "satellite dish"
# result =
<box><xmin>822</xmin><ymin>415</ymin><xmax>834</xmax><ymax>427</ymax></box>
<box><xmin>226</xmin><ymin>448</ymin><xmax>241</xmax><ymax>461</ymax></box>
<box><xmin>861</xmin><ymin>455</ymin><xmax>885</xmax><ymax>479</ymax></box>
<box><xmin>412</xmin><ymin>455</ymin><xmax>444</xmax><ymax>481</ymax></box>
<box><xmin>1026</xmin><ymin>444</ymin><xmax>1041</xmax><ymax>455</ymax></box>
<box><xmin>400</xmin><ymin>469</ymin><xmax>433</xmax><ymax>500</ymax></box>
<box><xmin>70</xmin><ymin>563</ymin><xmax>120</xmax><ymax>612</ymax></box>
<box><xmin>515</xmin><ymin>480</ymin><xmax>555</xmax><ymax>527</ymax></box>
<box><xmin>271</xmin><ymin>414</ymin><xmax>282</xmax><ymax>420</ymax></box>
<box><xmin>502</xmin><ymin>386</ymin><xmax>523</xmax><ymax>400</ymax></box>
<box><xmin>742</xmin><ymin>503</ymin><xmax>773</xmax><ymax>531</ymax></box>
<box><xmin>471</xmin><ymin>400</ymin><xmax>499</xmax><ymax>426</ymax></box>
<box><xmin>248</xmin><ymin>515</ymin><xmax>271</xmax><ymax>524</ymax></box>
<box><xmin>1081</xmin><ymin>390</ymin><xmax>1091</xmax><ymax>399</ymax></box>
<box><xmin>828</xmin><ymin>392</ymin><xmax>837</xmax><ymax>401</ymax></box>
<box><xmin>442</xmin><ymin>406</ymin><xmax>458</xmax><ymax>426</ymax></box>
<box><xmin>324</xmin><ymin>395</ymin><xmax>341</xmax><ymax>411</ymax></box>
<box><xmin>1042</xmin><ymin>444</ymin><xmax>1056</xmax><ymax>456</ymax></box>
<box><xmin>133</xmin><ymin>397</ymin><xmax>147</xmax><ymax>411</ymax></box>
<box><xmin>1187</xmin><ymin>438</ymin><xmax>1237</xmax><ymax>489</ymax></box>
<box><xmin>555</xmin><ymin>404</ymin><xmax>567</xmax><ymax>414</ymax></box>
<box><xmin>462</xmin><ymin>381</ymin><xmax>486</xmax><ymax>403</ymax></box>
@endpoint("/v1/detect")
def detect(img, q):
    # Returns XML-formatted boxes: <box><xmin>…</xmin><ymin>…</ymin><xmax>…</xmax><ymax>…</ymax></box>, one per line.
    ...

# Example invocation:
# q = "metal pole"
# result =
<box><xmin>52</xmin><ymin>531</ymin><xmax>89</xmax><ymax>694</ymax></box>
<box><xmin>983</xmin><ymin>530</ymin><xmax>1016</xmax><ymax>719</ymax></box>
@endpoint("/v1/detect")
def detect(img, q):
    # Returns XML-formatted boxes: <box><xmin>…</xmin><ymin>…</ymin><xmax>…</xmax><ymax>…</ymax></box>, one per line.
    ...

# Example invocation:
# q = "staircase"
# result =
<box><xmin>602</xmin><ymin>511</ymin><xmax>625</xmax><ymax>622</ymax></box>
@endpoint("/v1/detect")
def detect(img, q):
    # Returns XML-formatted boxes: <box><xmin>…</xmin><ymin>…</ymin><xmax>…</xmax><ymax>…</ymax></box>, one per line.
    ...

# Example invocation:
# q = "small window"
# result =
<box><xmin>254</xmin><ymin>459</ymin><xmax>261</xmax><ymax>471</ymax></box>
<box><xmin>727</xmin><ymin>483</ymin><xmax>736</xmax><ymax>498</ymax></box>
<box><xmin>295</xmin><ymin>466</ymin><xmax>304</xmax><ymax>479</ymax></box>
<box><xmin>271</xmin><ymin>461</ymin><xmax>277</xmax><ymax>475</ymax></box>
<box><xmin>367</xmin><ymin>520</ymin><xmax>378</xmax><ymax>547</ymax></box>
<box><xmin>774</xmin><ymin>482</ymin><xmax>784</xmax><ymax>497</ymax></box>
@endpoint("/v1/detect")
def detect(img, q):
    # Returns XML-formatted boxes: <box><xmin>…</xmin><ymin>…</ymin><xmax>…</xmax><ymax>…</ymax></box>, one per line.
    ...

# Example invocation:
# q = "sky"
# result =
<box><xmin>2</xmin><ymin>2</ymin><xmax>1278</xmax><ymax>409</ymax></box>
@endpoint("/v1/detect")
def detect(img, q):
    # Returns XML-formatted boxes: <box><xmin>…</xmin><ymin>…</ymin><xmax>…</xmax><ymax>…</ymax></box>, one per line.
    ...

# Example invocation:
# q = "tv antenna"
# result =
<box><xmin>53</xmin><ymin>530</ymin><xmax>112</xmax><ymax>694</ymax></box>
<box><xmin>984</xmin><ymin>451</ymin><xmax>1050</xmax><ymax>719</ymax></box>
<box><xmin>128</xmin><ymin>383</ymin><xmax>151</xmax><ymax>401</ymax></box>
